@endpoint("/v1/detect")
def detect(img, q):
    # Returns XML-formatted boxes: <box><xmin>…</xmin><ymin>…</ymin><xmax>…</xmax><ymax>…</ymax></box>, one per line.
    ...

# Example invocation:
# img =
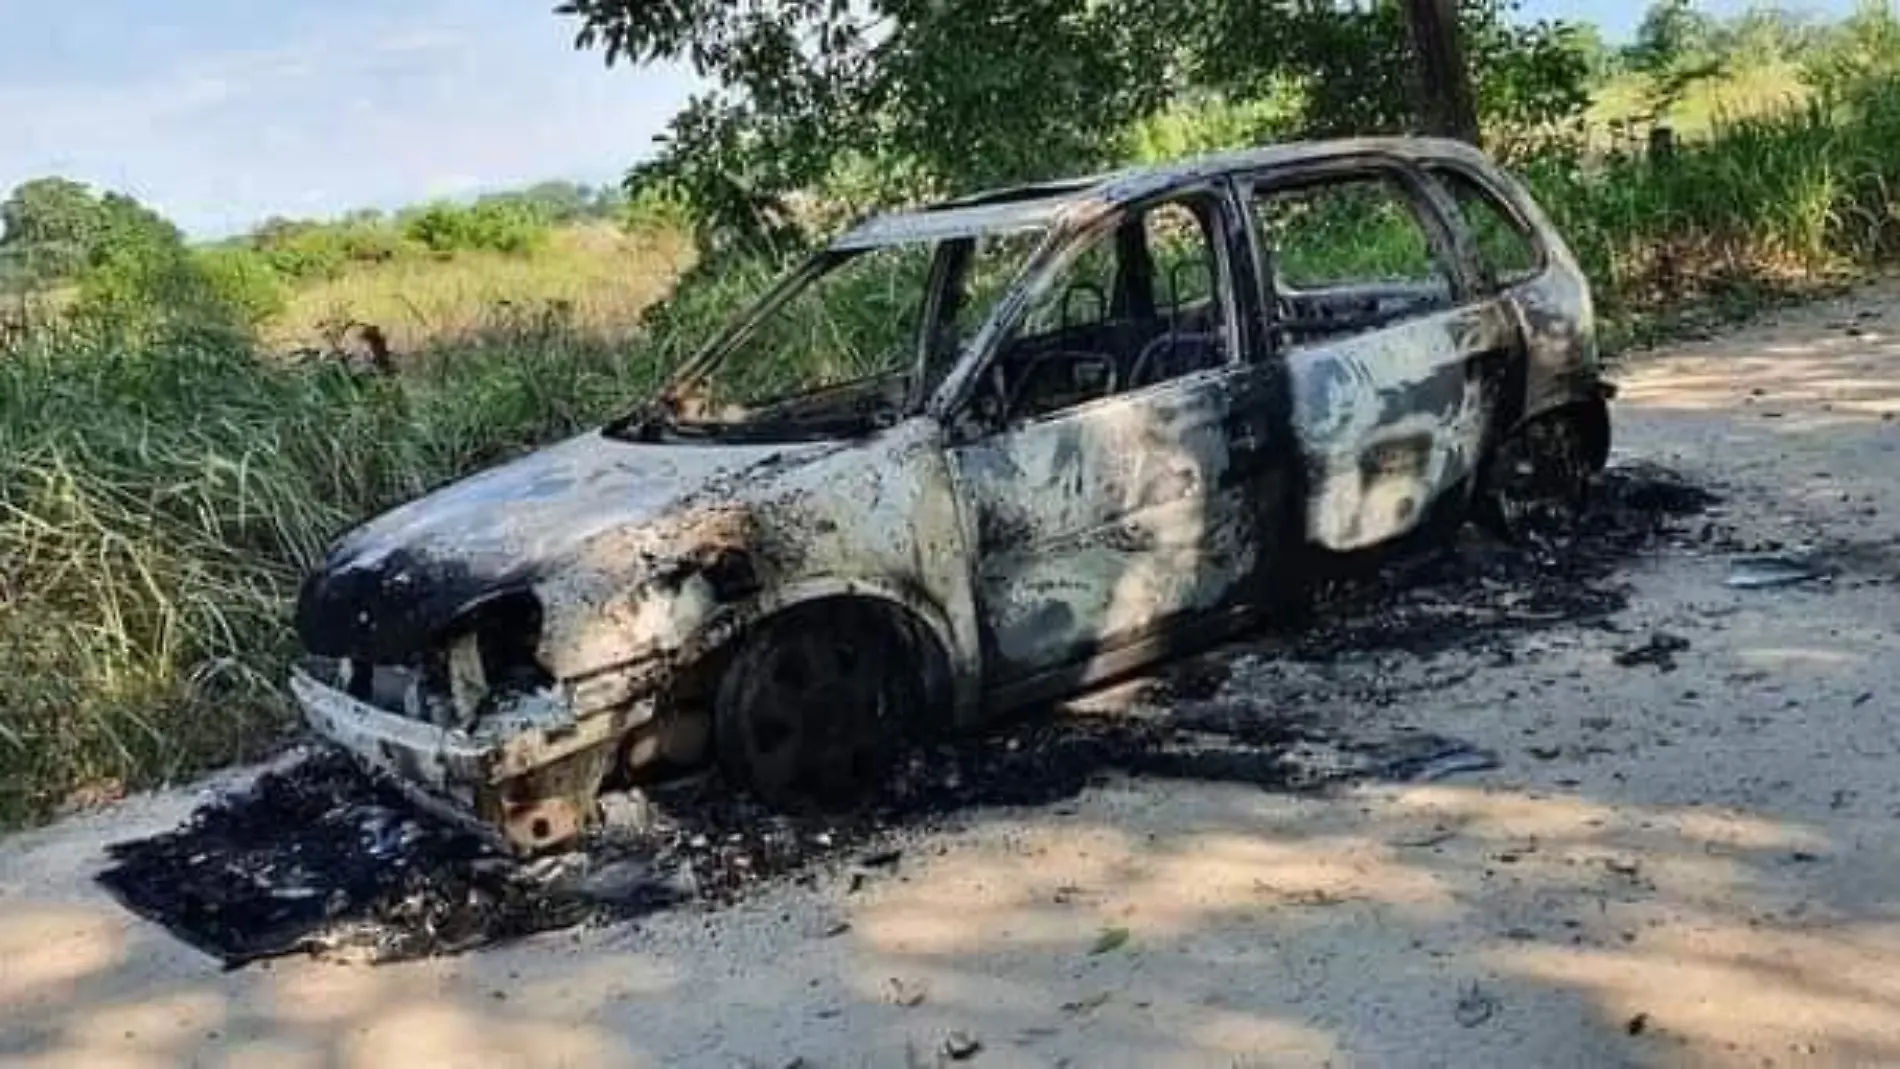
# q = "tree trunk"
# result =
<box><xmin>1403</xmin><ymin>0</ymin><xmax>1480</xmax><ymax>144</ymax></box>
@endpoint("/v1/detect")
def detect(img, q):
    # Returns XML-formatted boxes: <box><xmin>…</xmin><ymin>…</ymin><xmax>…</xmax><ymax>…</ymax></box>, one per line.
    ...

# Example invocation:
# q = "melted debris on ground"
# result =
<box><xmin>94</xmin><ymin>750</ymin><xmax>618</xmax><ymax>968</ymax></box>
<box><xmin>96</xmin><ymin>462</ymin><xmax>1722</xmax><ymax>969</ymax></box>
<box><xmin>1293</xmin><ymin>460</ymin><xmax>1724</xmax><ymax>661</ymax></box>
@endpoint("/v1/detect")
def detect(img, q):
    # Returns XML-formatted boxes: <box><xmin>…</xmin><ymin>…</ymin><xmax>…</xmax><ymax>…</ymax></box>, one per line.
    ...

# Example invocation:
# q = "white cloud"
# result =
<box><xmin>0</xmin><ymin>2</ymin><xmax>697</xmax><ymax>236</ymax></box>
<box><xmin>371</xmin><ymin>28</ymin><xmax>466</xmax><ymax>56</ymax></box>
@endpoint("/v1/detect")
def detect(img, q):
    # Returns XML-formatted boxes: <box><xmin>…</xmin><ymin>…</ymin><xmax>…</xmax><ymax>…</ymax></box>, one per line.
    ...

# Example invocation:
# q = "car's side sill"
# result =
<box><xmin>980</xmin><ymin>603</ymin><xmax>1261</xmax><ymax>715</ymax></box>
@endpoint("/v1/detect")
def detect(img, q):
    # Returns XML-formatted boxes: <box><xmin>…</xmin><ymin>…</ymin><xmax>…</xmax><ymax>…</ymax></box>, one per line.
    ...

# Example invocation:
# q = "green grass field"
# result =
<box><xmin>264</xmin><ymin>223</ymin><xmax>694</xmax><ymax>356</ymax></box>
<box><xmin>1586</xmin><ymin>62</ymin><xmax>1816</xmax><ymax>143</ymax></box>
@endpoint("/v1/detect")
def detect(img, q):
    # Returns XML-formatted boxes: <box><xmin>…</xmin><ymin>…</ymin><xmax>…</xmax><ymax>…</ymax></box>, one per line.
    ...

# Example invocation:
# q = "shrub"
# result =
<box><xmin>620</xmin><ymin>182</ymin><xmax>700</xmax><ymax>238</ymax></box>
<box><xmin>401</xmin><ymin>200</ymin><xmax>549</xmax><ymax>256</ymax></box>
<box><xmin>253</xmin><ymin>220</ymin><xmax>348</xmax><ymax>281</ymax></box>
<box><xmin>1512</xmin><ymin>78</ymin><xmax>1900</xmax><ymax>344</ymax></box>
<box><xmin>0</xmin><ymin>181</ymin><xmax>184</xmax><ymax>288</ymax></box>
<box><xmin>253</xmin><ymin>218</ymin><xmax>420</xmax><ymax>282</ymax></box>
<box><xmin>69</xmin><ymin>242</ymin><xmax>247</xmax><ymax>346</ymax></box>
<box><xmin>1126</xmin><ymin>93</ymin><xmax>1297</xmax><ymax>163</ymax></box>
<box><xmin>193</xmin><ymin>246</ymin><xmax>288</xmax><ymax>326</ymax></box>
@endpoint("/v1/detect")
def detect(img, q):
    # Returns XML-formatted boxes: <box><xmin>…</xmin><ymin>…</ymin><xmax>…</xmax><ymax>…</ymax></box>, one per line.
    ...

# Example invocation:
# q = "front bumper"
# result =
<box><xmin>289</xmin><ymin>666</ymin><xmax>657</xmax><ymax>854</ymax></box>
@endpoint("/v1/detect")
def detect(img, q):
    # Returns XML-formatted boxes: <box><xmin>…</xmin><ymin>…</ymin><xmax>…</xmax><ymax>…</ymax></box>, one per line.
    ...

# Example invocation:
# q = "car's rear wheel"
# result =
<box><xmin>713</xmin><ymin>606</ymin><xmax>914</xmax><ymax>810</ymax></box>
<box><xmin>1478</xmin><ymin>407</ymin><xmax>1597</xmax><ymax>544</ymax></box>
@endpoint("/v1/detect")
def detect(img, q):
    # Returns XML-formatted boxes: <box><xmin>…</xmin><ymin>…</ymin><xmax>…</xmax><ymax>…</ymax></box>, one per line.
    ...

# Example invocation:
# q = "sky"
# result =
<box><xmin>0</xmin><ymin>0</ymin><xmax>1871</xmax><ymax>239</ymax></box>
<box><xmin>0</xmin><ymin>0</ymin><xmax>699</xmax><ymax>237</ymax></box>
<box><xmin>1521</xmin><ymin>0</ymin><xmax>1859</xmax><ymax>39</ymax></box>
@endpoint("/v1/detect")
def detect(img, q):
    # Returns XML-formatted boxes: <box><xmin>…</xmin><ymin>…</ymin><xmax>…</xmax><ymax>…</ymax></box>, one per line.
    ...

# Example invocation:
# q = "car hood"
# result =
<box><xmin>295</xmin><ymin>429</ymin><xmax>828</xmax><ymax>660</ymax></box>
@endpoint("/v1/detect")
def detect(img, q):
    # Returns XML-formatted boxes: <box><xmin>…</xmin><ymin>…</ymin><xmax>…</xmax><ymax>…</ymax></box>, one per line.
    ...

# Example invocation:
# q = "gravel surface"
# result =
<box><xmin>7</xmin><ymin>283</ymin><xmax>1900</xmax><ymax>1068</ymax></box>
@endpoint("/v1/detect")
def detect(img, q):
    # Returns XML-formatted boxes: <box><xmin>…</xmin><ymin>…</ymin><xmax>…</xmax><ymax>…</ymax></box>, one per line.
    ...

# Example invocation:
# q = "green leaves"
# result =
<box><xmin>560</xmin><ymin>0</ymin><xmax>1599</xmax><ymax>246</ymax></box>
<box><xmin>0</xmin><ymin>179</ymin><xmax>183</xmax><ymax>289</ymax></box>
<box><xmin>0</xmin><ymin>180</ymin><xmax>265</xmax><ymax>347</ymax></box>
<box><xmin>400</xmin><ymin>201</ymin><xmax>549</xmax><ymax>257</ymax></box>
<box><xmin>561</xmin><ymin>0</ymin><xmax>1182</xmax><ymax>245</ymax></box>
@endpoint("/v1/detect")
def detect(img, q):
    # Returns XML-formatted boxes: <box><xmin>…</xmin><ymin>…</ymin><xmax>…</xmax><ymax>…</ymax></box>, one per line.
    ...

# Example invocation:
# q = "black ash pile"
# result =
<box><xmin>95</xmin><ymin>750</ymin><xmax>631</xmax><ymax>967</ymax></box>
<box><xmin>97</xmin><ymin>461</ymin><xmax>1719</xmax><ymax>969</ymax></box>
<box><xmin>1293</xmin><ymin>461</ymin><xmax>1725</xmax><ymax>661</ymax></box>
<box><xmin>96</xmin><ymin>719</ymin><xmax>1175</xmax><ymax>968</ymax></box>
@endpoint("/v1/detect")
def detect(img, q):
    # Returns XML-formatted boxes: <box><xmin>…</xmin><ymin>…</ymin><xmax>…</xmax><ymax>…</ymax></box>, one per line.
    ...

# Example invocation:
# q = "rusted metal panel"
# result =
<box><xmin>292</xmin><ymin>417</ymin><xmax>980</xmax><ymax>853</ymax></box>
<box><xmin>832</xmin><ymin>198</ymin><xmax>1073</xmax><ymax>250</ymax></box>
<box><xmin>1510</xmin><ymin>256</ymin><xmax>1603</xmax><ymax>417</ymax></box>
<box><xmin>949</xmin><ymin>369</ymin><xmax>1255</xmax><ymax>679</ymax></box>
<box><xmin>833</xmin><ymin>139</ymin><xmax>1512</xmax><ymax>262</ymax></box>
<box><xmin>515</xmin><ymin>419</ymin><xmax>976</xmax><ymax>691</ymax></box>
<box><xmin>1286</xmin><ymin>301</ymin><xmax>1515</xmax><ymax>552</ymax></box>
<box><xmin>288</xmin><ymin>135</ymin><xmax>1605</xmax><ymax>854</ymax></box>
<box><xmin>1441</xmin><ymin>154</ymin><xmax>1606</xmax><ymax>422</ymax></box>
<box><xmin>292</xmin><ymin>669</ymin><xmax>493</xmax><ymax>801</ymax></box>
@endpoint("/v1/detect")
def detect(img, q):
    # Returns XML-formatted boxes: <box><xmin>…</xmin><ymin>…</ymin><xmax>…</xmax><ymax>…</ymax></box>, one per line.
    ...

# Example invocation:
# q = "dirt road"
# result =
<box><xmin>6</xmin><ymin>285</ymin><xmax>1900</xmax><ymax>1069</ymax></box>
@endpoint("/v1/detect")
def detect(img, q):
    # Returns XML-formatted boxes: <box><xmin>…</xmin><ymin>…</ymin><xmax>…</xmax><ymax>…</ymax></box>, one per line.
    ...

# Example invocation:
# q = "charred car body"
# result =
<box><xmin>292</xmin><ymin>138</ymin><xmax>1613</xmax><ymax>853</ymax></box>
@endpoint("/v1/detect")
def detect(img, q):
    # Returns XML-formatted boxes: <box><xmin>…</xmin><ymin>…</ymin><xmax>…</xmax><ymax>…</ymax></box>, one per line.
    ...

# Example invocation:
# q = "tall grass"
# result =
<box><xmin>0</xmin><ymin>317</ymin><xmax>671</xmax><ymax>823</ymax></box>
<box><xmin>1521</xmin><ymin>82</ymin><xmax>1900</xmax><ymax>344</ymax></box>
<box><xmin>11</xmin><ymin>80</ymin><xmax>1900</xmax><ymax>826</ymax></box>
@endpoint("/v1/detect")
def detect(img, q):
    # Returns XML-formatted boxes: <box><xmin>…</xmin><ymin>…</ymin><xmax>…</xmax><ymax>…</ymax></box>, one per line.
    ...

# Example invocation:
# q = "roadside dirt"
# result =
<box><xmin>6</xmin><ymin>283</ymin><xmax>1900</xmax><ymax>1068</ymax></box>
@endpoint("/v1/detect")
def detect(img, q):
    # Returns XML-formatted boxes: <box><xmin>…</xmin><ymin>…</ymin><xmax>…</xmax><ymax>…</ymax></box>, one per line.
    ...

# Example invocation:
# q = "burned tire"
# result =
<box><xmin>713</xmin><ymin>605</ymin><xmax>916</xmax><ymax>811</ymax></box>
<box><xmin>1478</xmin><ymin>407</ymin><xmax>1597</xmax><ymax>545</ymax></box>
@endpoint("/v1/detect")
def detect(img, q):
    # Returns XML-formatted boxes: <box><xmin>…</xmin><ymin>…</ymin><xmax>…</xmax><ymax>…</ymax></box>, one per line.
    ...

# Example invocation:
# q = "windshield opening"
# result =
<box><xmin>618</xmin><ymin>227</ymin><xmax>1047</xmax><ymax>444</ymax></box>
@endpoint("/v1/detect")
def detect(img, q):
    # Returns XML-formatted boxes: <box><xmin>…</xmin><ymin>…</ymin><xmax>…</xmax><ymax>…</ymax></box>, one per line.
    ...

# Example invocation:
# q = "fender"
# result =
<box><xmin>681</xmin><ymin>574</ymin><xmax>980</xmax><ymax>723</ymax></box>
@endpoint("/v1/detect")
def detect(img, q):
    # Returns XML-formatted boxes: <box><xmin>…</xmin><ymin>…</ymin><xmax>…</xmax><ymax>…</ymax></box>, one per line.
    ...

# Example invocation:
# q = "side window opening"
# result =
<box><xmin>983</xmin><ymin>193</ymin><xmax>1231</xmax><ymax>426</ymax></box>
<box><xmin>673</xmin><ymin>244</ymin><xmax>935</xmax><ymax>423</ymax></box>
<box><xmin>1249</xmin><ymin>171</ymin><xmax>1455</xmax><ymax>348</ymax></box>
<box><xmin>1146</xmin><ymin>202</ymin><xmax>1219</xmax><ymax>327</ymax></box>
<box><xmin>933</xmin><ymin>229</ymin><xmax>1048</xmax><ymax>395</ymax></box>
<box><xmin>1016</xmin><ymin>235</ymin><xmax>1119</xmax><ymax>339</ymax></box>
<box><xmin>1426</xmin><ymin>165</ymin><xmax>1543</xmax><ymax>287</ymax></box>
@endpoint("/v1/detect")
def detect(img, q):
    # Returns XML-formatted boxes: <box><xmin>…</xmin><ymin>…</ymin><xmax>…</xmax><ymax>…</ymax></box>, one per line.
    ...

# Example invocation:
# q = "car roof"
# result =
<box><xmin>828</xmin><ymin>135</ymin><xmax>1489</xmax><ymax>251</ymax></box>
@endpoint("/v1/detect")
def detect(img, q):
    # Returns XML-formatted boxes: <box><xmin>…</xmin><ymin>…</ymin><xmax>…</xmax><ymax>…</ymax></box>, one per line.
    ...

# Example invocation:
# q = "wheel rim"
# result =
<box><xmin>734</xmin><ymin>627</ymin><xmax>895</xmax><ymax>807</ymax></box>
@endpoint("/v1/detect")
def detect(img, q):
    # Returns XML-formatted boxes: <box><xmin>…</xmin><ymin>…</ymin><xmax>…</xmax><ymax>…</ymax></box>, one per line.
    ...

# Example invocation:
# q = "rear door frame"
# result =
<box><xmin>1236</xmin><ymin>152</ymin><xmax>1482</xmax><ymax>341</ymax></box>
<box><xmin>1234</xmin><ymin>151</ymin><xmax>1528</xmax><ymax>554</ymax></box>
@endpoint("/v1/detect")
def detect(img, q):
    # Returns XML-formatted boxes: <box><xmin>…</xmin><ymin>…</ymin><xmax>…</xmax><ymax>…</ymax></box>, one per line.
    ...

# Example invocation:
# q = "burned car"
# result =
<box><xmin>291</xmin><ymin>137</ymin><xmax>1613</xmax><ymax>853</ymax></box>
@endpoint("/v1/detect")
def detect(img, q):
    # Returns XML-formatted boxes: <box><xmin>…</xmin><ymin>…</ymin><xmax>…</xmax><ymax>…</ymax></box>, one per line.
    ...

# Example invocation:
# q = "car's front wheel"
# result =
<box><xmin>713</xmin><ymin>605</ymin><xmax>915</xmax><ymax>810</ymax></box>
